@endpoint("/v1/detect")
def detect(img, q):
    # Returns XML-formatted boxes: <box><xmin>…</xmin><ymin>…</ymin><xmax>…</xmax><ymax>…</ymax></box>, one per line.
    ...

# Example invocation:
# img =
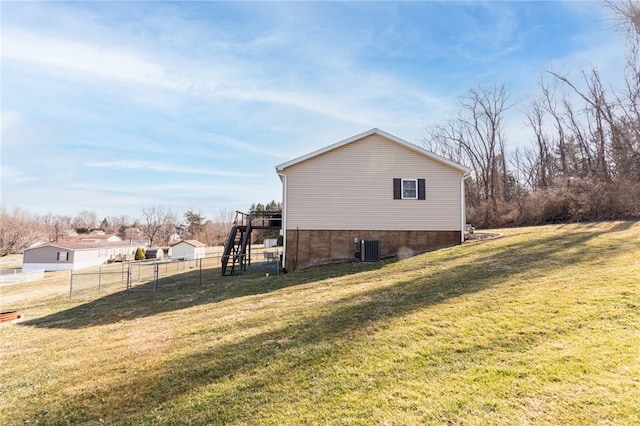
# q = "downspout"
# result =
<box><xmin>276</xmin><ymin>170</ymin><xmax>287</xmax><ymax>269</ymax></box>
<box><xmin>461</xmin><ymin>171</ymin><xmax>471</xmax><ymax>243</ymax></box>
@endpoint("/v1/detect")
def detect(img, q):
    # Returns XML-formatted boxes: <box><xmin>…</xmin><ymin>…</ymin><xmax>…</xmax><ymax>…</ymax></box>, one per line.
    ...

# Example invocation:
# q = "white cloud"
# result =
<box><xmin>2</xmin><ymin>29</ymin><xmax>190</xmax><ymax>90</ymax></box>
<box><xmin>203</xmin><ymin>132</ymin><xmax>291</xmax><ymax>160</ymax></box>
<box><xmin>0</xmin><ymin>165</ymin><xmax>40</xmax><ymax>184</ymax></box>
<box><xmin>2</xmin><ymin>4</ymin><xmax>450</xmax><ymax>130</ymax></box>
<box><xmin>84</xmin><ymin>160</ymin><xmax>261</xmax><ymax>178</ymax></box>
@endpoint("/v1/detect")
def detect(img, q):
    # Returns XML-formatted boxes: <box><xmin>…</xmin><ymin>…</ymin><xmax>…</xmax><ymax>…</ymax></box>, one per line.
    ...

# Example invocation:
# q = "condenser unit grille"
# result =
<box><xmin>361</xmin><ymin>240</ymin><xmax>380</xmax><ymax>262</ymax></box>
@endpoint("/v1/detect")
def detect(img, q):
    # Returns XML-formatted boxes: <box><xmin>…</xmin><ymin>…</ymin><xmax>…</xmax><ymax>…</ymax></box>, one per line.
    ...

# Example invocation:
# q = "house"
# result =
<box><xmin>275</xmin><ymin>128</ymin><xmax>471</xmax><ymax>271</ymax></box>
<box><xmin>145</xmin><ymin>248</ymin><xmax>164</xmax><ymax>260</ymax></box>
<box><xmin>122</xmin><ymin>227</ymin><xmax>149</xmax><ymax>246</ymax></box>
<box><xmin>171</xmin><ymin>240</ymin><xmax>206</xmax><ymax>260</ymax></box>
<box><xmin>22</xmin><ymin>242</ymin><xmax>138</xmax><ymax>272</ymax></box>
<box><xmin>63</xmin><ymin>234</ymin><xmax>122</xmax><ymax>244</ymax></box>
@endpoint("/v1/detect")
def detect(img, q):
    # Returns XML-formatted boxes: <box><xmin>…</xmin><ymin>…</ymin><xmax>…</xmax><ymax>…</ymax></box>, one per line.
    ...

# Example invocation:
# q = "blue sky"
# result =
<box><xmin>1</xmin><ymin>1</ymin><xmax>626</xmax><ymax>221</ymax></box>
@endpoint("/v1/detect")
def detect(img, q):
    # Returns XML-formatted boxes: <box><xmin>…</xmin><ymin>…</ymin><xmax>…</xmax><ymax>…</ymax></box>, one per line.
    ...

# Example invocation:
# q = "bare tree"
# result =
<box><xmin>37</xmin><ymin>213</ymin><xmax>59</xmax><ymax>242</ymax></box>
<box><xmin>72</xmin><ymin>210</ymin><xmax>98</xmax><ymax>232</ymax></box>
<box><xmin>548</xmin><ymin>69</ymin><xmax>618</xmax><ymax>180</ymax></box>
<box><xmin>108</xmin><ymin>215</ymin><xmax>131</xmax><ymax>239</ymax></box>
<box><xmin>141</xmin><ymin>206</ymin><xmax>176</xmax><ymax>246</ymax></box>
<box><xmin>536</xmin><ymin>78</ymin><xmax>570</xmax><ymax>177</ymax></box>
<box><xmin>509</xmin><ymin>146</ymin><xmax>539</xmax><ymax>192</ymax></box>
<box><xmin>427</xmin><ymin>83</ymin><xmax>514</xmax><ymax>205</ymax></box>
<box><xmin>607</xmin><ymin>1</ymin><xmax>640</xmax><ymax>182</ymax></box>
<box><xmin>608</xmin><ymin>1</ymin><xmax>640</xmax><ymax>52</ymax></box>
<box><xmin>0</xmin><ymin>207</ymin><xmax>44</xmax><ymax>256</ymax></box>
<box><xmin>198</xmin><ymin>221</ymin><xmax>219</xmax><ymax>246</ymax></box>
<box><xmin>524</xmin><ymin>96</ymin><xmax>552</xmax><ymax>189</ymax></box>
<box><xmin>421</xmin><ymin>2</ymin><xmax>640</xmax><ymax>226</ymax></box>
<box><xmin>561</xmin><ymin>97</ymin><xmax>593</xmax><ymax>176</ymax></box>
<box><xmin>206</xmin><ymin>209</ymin><xmax>235</xmax><ymax>246</ymax></box>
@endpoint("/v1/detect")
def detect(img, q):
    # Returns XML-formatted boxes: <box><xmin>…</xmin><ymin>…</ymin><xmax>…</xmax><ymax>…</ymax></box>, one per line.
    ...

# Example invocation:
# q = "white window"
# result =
<box><xmin>402</xmin><ymin>179</ymin><xmax>418</xmax><ymax>199</ymax></box>
<box><xmin>393</xmin><ymin>178</ymin><xmax>425</xmax><ymax>200</ymax></box>
<box><xmin>57</xmin><ymin>251</ymin><xmax>69</xmax><ymax>261</ymax></box>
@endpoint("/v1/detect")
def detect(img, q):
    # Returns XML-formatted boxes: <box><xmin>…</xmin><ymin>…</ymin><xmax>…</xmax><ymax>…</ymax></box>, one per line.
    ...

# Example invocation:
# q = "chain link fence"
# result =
<box><xmin>69</xmin><ymin>247</ymin><xmax>281</xmax><ymax>297</ymax></box>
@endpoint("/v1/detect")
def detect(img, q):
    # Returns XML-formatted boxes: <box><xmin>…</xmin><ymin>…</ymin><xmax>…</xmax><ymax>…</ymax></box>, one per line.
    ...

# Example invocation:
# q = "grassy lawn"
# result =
<box><xmin>1</xmin><ymin>222</ymin><xmax>639</xmax><ymax>425</ymax></box>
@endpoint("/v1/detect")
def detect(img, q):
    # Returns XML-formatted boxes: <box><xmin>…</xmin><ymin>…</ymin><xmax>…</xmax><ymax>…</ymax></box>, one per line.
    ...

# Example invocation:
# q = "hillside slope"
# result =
<box><xmin>1</xmin><ymin>221</ymin><xmax>639</xmax><ymax>425</ymax></box>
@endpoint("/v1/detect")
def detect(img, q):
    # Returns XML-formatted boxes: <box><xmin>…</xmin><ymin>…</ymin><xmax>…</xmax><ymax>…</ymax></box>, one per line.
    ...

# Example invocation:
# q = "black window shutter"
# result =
<box><xmin>418</xmin><ymin>179</ymin><xmax>426</xmax><ymax>200</ymax></box>
<box><xmin>393</xmin><ymin>178</ymin><xmax>401</xmax><ymax>199</ymax></box>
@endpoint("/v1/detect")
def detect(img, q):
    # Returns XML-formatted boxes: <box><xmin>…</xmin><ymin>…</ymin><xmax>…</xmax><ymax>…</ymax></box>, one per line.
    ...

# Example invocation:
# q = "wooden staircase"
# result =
<box><xmin>221</xmin><ymin>209</ymin><xmax>283</xmax><ymax>276</ymax></box>
<box><xmin>221</xmin><ymin>211</ymin><xmax>252</xmax><ymax>276</ymax></box>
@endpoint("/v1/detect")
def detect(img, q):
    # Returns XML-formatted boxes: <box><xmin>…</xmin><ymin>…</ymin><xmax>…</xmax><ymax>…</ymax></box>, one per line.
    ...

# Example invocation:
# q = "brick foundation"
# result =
<box><xmin>284</xmin><ymin>229</ymin><xmax>461</xmax><ymax>271</ymax></box>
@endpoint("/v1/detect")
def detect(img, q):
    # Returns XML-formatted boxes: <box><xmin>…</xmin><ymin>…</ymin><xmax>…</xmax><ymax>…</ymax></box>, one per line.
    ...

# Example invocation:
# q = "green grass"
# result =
<box><xmin>1</xmin><ymin>222</ymin><xmax>639</xmax><ymax>425</ymax></box>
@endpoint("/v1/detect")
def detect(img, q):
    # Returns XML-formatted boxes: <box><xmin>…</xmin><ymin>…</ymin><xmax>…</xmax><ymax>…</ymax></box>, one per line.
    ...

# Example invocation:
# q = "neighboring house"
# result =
<box><xmin>145</xmin><ymin>248</ymin><xmax>164</xmax><ymax>260</ymax></box>
<box><xmin>70</xmin><ymin>234</ymin><xmax>122</xmax><ymax>244</ymax></box>
<box><xmin>275</xmin><ymin>128</ymin><xmax>471</xmax><ymax>271</ymax></box>
<box><xmin>171</xmin><ymin>240</ymin><xmax>206</xmax><ymax>260</ymax></box>
<box><xmin>22</xmin><ymin>242</ymin><xmax>138</xmax><ymax>272</ymax></box>
<box><xmin>123</xmin><ymin>228</ymin><xmax>149</xmax><ymax>246</ymax></box>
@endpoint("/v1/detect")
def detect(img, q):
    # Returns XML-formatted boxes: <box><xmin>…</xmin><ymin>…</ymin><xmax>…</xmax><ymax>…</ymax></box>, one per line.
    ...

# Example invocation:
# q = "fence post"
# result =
<box><xmin>98</xmin><ymin>266</ymin><xmax>102</xmax><ymax>291</ymax></box>
<box><xmin>154</xmin><ymin>263</ymin><xmax>158</xmax><ymax>291</ymax></box>
<box><xmin>127</xmin><ymin>263</ymin><xmax>131</xmax><ymax>291</ymax></box>
<box><xmin>199</xmin><ymin>260</ymin><xmax>202</xmax><ymax>285</ymax></box>
<box><xmin>69</xmin><ymin>271</ymin><xmax>74</xmax><ymax>298</ymax></box>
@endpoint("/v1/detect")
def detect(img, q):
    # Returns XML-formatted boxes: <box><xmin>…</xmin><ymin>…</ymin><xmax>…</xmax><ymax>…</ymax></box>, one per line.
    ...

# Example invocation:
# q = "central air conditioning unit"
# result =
<box><xmin>360</xmin><ymin>239</ymin><xmax>380</xmax><ymax>262</ymax></box>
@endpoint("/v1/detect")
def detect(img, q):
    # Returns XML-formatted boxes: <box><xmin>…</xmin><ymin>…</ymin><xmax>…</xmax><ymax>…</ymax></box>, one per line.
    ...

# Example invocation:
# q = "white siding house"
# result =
<box><xmin>171</xmin><ymin>240</ymin><xmax>206</xmax><ymax>260</ymax></box>
<box><xmin>275</xmin><ymin>128</ymin><xmax>471</xmax><ymax>271</ymax></box>
<box><xmin>22</xmin><ymin>242</ymin><xmax>138</xmax><ymax>272</ymax></box>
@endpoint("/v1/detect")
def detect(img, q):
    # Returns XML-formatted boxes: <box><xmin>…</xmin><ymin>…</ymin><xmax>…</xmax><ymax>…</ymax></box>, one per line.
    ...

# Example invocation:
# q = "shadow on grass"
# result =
<box><xmin>556</xmin><ymin>219</ymin><xmax>639</xmax><ymax>232</ymax></box>
<box><xmin>608</xmin><ymin>219</ymin><xmax>639</xmax><ymax>232</ymax></box>
<box><xmin>21</xmin><ymin>224</ymin><xmax>637</xmax><ymax>424</ymax></box>
<box><xmin>20</xmin><ymin>257</ymin><xmax>396</xmax><ymax>330</ymax></box>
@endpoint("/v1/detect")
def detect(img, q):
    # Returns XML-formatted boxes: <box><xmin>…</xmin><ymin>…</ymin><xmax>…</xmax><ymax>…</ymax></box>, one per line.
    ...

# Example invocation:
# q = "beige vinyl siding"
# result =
<box><xmin>283</xmin><ymin>134</ymin><xmax>463</xmax><ymax>231</ymax></box>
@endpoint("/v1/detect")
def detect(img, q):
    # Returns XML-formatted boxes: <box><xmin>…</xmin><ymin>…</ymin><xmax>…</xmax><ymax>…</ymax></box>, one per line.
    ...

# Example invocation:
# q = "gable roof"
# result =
<box><xmin>24</xmin><ymin>241</ymin><xmax>135</xmax><ymax>252</ymax></box>
<box><xmin>171</xmin><ymin>239</ymin><xmax>206</xmax><ymax>248</ymax></box>
<box><xmin>275</xmin><ymin>128</ymin><xmax>472</xmax><ymax>175</ymax></box>
<box><xmin>63</xmin><ymin>234</ymin><xmax>122</xmax><ymax>243</ymax></box>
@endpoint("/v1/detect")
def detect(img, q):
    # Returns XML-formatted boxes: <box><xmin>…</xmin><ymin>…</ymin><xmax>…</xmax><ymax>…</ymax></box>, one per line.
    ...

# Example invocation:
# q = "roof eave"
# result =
<box><xmin>275</xmin><ymin>128</ymin><xmax>381</xmax><ymax>172</ymax></box>
<box><xmin>274</xmin><ymin>128</ymin><xmax>471</xmax><ymax>175</ymax></box>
